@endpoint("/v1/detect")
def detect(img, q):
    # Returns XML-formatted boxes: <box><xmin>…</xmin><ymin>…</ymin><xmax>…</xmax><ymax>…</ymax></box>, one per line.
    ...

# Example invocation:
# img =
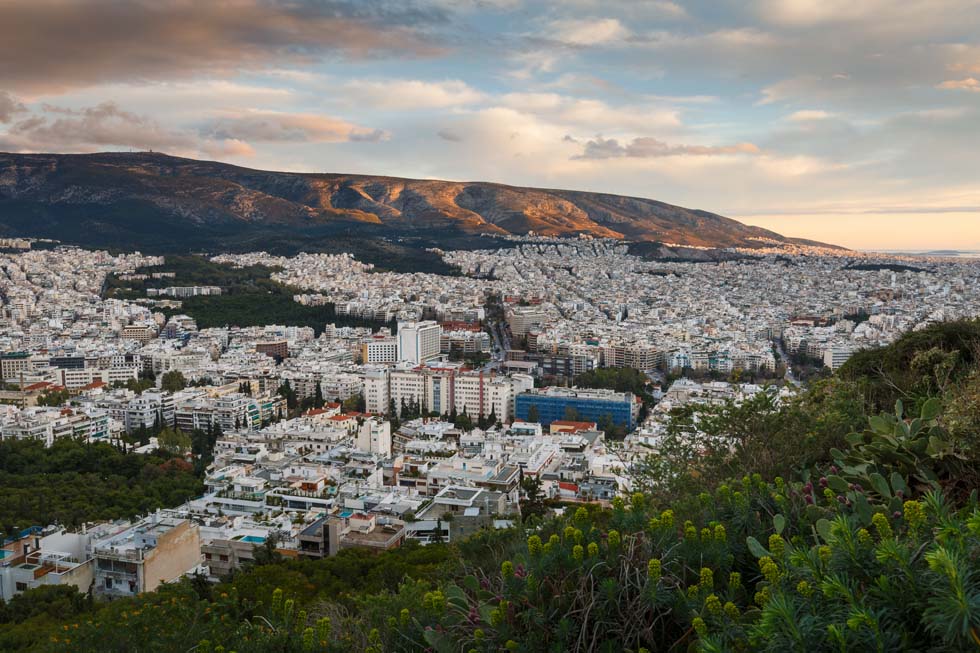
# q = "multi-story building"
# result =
<box><xmin>361</xmin><ymin>335</ymin><xmax>399</xmax><ymax>364</ymax></box>
<box><xmin>92</xmin><ymin>515</ymin><xmax>201</xmax><ymax>597</ymax></box>
<box><xmin>515</xmin><ymin>387</ymin><xmax>638</xmax><ymax>429</ymax></box>
<box><xmin>255</xmin><ymin>340</ymin><xmax>289</xmax><ymax>361</ymax></box>
<box><xmin>356</xmin><ymin>418</ymin><xmax>392</xmax><ymax>456</ymax></box>
<box><xmin>397</xmin><ymin>321</ymin><xmax>441</xmax><ymax>365</ymax></box>
<box><xmin>120</xmin><ymin>324</ymin><xmax>158</xmax><ymax>345</ymax></box>
<box><xmin>507</xmin><ymin>306</ymin><xmax>547</xmax><ymax>337</ymax></box>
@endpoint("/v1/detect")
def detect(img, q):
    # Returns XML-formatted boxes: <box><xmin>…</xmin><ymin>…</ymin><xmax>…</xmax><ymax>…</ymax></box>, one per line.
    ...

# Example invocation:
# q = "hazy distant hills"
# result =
<box><xmin>0</xmin><ymin>152</ymin><xmax>830</xmax><ymax>257</ymax></box>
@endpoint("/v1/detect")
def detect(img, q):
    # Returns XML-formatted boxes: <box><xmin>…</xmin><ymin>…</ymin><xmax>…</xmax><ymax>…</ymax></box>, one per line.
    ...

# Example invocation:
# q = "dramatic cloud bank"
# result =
<box><xmin>2</xmin><ymin>0</ymin><xmax>980</xmax><ymax>248</ymax></box>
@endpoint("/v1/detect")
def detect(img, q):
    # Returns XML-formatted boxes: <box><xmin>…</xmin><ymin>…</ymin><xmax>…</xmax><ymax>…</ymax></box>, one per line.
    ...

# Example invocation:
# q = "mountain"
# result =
<box><xmin>0</xmin><ymin>151</ymin><xmax>832</xmax><ymax>256</ymax></box>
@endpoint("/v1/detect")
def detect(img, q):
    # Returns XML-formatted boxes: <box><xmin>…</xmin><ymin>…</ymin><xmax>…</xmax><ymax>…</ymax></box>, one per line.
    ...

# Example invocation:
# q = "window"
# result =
<box><xmin>105</xmin><ymin>578</ymin><xmax>113</xmax><ymax>589</ymax></box>
<box><xmin>15</xmin><ymin>582</ymin><xmax>28</xmax><ymax>592</ymax></box>
<box><xmin>219</xmin><ymin>554</ymin><xmax>228</xmax><ymax>562</ymax></box>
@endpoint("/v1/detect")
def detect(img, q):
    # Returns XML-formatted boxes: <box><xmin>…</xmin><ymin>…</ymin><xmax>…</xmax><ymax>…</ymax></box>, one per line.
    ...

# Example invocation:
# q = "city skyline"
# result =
<box><xmin>1</xmin><ymin>1</ymin><xmax>979</xmax><ymax>249</ymax></box>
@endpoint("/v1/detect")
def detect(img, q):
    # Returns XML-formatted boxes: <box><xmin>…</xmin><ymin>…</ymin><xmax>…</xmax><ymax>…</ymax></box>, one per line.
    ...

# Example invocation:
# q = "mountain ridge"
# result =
<box><xmin>0</xmin><ymin>151</ymin><xmax>837</xmax><ymax>252</ymax></box>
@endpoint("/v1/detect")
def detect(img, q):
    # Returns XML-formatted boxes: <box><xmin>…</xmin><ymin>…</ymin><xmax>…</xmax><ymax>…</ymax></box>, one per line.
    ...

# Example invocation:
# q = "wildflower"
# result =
<box><xmin>574</xmin><ymin>507</ymin><xmax>589</xmax><ymax>524</ymax></box>
<box><xmin>572</xmin><ymin>545</ymin><xmax>584</xmax><ymax>562</ymax></box>
<box><xmin>612</xmin><ymin>496</ymin><xmax>625</xmax><ymax>511</ymax></box>
<box><xmin>699</xmin><ymin>567</ymin><xmax>714</xmax><ymax>589</ymax></box>
<box><xmin>724</xmin><ymin>602</ymin><xmax>740</xmax><ymax>620</ymax></box>
<box><xmin>564</xmin><ymin>526</ymin><xmax>576</xmax><ymax>541</ymax></box>
<box><xmin>857</xmin><ymin>528</ymin><xmax>873</xmax><ymax>547</ymax></box>
<box><xmin>768</xmin><ymin>534</ymin><xmax>786</xmax><ymax>558</ymax></box>
<box><xmin>700</xmin><ymin>527</ymin><xmax>712</xmax><ymax>542</ymax></box>
<box><xmin>758</xmin><ymin>556</ymin><xmax>780</xmax><ymax>584</ymax></box>
<box><xmin>660</xmin><ymin>509</ymin><xmax>675</xmax><ymax>529</ymax></box>
<box><xmin>527</xmin><ymin>535</ymin><xmax>543</xmax><ymax>556</ymax></box>
<box><xmin>587</xmin><ymin>541</ymin><xmax>599</xmax><ymax>557</ymax></box>
<box><xmin>502</xmin><ymin>560</ymin><xmax>514</xmax><ymax>577</ymax></box>
<box><xmin>608</xmin><ymin>529</ymin><xmax>621</xmax><ymax>548</ymax></box>
<box><xmin>904</xmin><ymin>500</ymin><xmax>926</xmax><ymax>532</ymax></box>
<box><xmin>687</xmin><ymin>584</ymin><xmax>701</xmax><ymax>599</ymax></box>
<box><xmin>692</xmin><ymin>616</ymin><xmax>708</xmax><ymax>638</ymax></box>
<box><xmin>818</xmin><ymin>545</ymin><xmax>832</xmax><ymax>564</ymax></box>
<box><xmin>648</xmin><ymin>558</ymin><xmax>662</xmax><ymax>582</ymax></box>
<box><xmin>797</xmin><ymin>580</ymin><xmax>813</xmax><ymax>598</ymax></box>
<box><xmin>713</xmin><ymin>524</ymin><xmax>727</xmax><ymax>542</ymax></box>
<box><xmin>705</xmin><ymin>593</ymin><xmax>722</xmax><ymax>615</ymax></box>
<box><xmin>872</xmin><ymin>513</ymin><xmax>894</xmax><ymax>539</ymax></box>
<box><xmin>728</xmin><ymin>571</ymin><xmax>741</xmax><ymax>590</ymax></box>
<box><xmin>684</xmin><ymin>521</ymin><xmax>698</xmax><ymax>540</ymax></box>
<box><xmin>648</xmin><ymin>517</ymin><xmax>662</xmax><ymax>530</ymax></box>
<box><xmin>631</xmin><ymin>492</ymin><xmax>646</xmax><ymax>510</ymax></box>
<box><xmin>754</xmin><ymin>587</ymin><xmax>771</xmax><ymax>606</ymax></box>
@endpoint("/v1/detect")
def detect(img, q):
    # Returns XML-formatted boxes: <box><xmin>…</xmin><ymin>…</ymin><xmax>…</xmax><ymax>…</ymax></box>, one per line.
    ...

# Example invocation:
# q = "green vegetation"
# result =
<box><xmin>35</xmin><ymin>388</ymin><xmax>71</xmax><ymax>407</ymax></box>
<box><xmin>0</xmin><ymin>438</ymin><xmax>202</xmax><ymax>536</ymax></box>
<box><xmin>160</xmin><ymin>370</ymin><xmax>187</xmax><ymax>393</ymax></box>
<box><xmin>4</xmin><ymin>320</ymin><xmax>980</xmax><ymax>652</ymax></box>
<box><xmin>573</xmin><ymin>367</ymin><xmax>653</xmax><ymax>401</ymax></box>
<box><xmin>838</xmin><ymin>319</ymin><xmax>980</xmax><ymax>413</ymax></box>
<box><xmin>104</xmin><ymin>255</ymin><xmax>395</xmax><ymax>335</ymax></box>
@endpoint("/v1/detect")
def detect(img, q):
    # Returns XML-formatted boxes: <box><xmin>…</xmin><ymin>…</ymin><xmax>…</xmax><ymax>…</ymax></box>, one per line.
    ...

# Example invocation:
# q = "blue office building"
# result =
<box><xmin>515</xmin><ymin>387</ymin><xmax>637</xmax><ymax>429</ymax></box>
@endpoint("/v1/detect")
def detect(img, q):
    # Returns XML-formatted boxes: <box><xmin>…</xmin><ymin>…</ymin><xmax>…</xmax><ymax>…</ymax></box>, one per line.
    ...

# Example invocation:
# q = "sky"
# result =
<box><xmin>1</xmin><ymin>0</ymin><xmax>980</xmax><ymax>251</ymax></box>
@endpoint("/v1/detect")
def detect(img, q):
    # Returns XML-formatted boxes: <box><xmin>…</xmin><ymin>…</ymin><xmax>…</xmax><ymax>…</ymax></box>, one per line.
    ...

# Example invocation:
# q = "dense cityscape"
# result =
<box><xmin>3</xmin><ymin>0</ymin><xmax>980</xmax><ymax>649</ymax></box>
<box><xmin>2</xmin><ymin>238</ymin><xmax>978</xmax><ymax>609</ymax></box>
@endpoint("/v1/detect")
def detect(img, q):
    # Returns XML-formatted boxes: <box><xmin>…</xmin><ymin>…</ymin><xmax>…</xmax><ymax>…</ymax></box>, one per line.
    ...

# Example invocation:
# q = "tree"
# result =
<box><xmin>277</xmin><ymin>380</ymin><xmax>298</xmax><ymax>410</ymax></box>
<box><xmin>161</xmin><ymin>371</ymin><xmax>187</xmax><ymax>393</ymax></box>
<box><xmin>343</xmin><ymin>393</ymin><xmax>365</xmax><ymax>413</ymax></box>
<box><xmin>157</xmin><ymin>426</ymin><xmax>192</xmax><ymax>454</ymax></box>
<box><xmin>562</xmin><ymin>405</ymin><xmax>580</xmax><ymax>422</ymax></box>
<box><xmin>597</xmin><ymin>413</ymin><xmax>616</xmax><ymax>438</ymax></box>
<box><xmin>313</xmin><ymin>381</ymin><xmax>325</xmax><ymax>409</ymax></box>
<box><xmin>36</xmin><ymin>389</ymin><xmax>70</xmax><ymax>407</ymax></box>
<box><xmin>454</xmin><ymin>407</ymin><xmax>474</xmax><ymax>432</ymax></box>
<box><xmin>520</xmin><ymin>475</ymin><xmax>547</xmax><ymax>518</ymax></box>
<box><xmin>526</xmin><ymin>404</ymin><xmax>540</xmax><ymax>424</ymax></box>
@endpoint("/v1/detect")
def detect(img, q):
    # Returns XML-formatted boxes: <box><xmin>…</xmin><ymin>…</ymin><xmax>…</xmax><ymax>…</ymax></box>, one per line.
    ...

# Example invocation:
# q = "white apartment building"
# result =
<box><xmin>363</xmin><ymin>365</ymin><xmax>532</xmax><ymax>420</ymax></box>
<box><xmin>823</xmin><ymin>345</ymin><xmax>855</xmax><ymax>371</ymax></box>
<box><xmin>507</xmin><ymin>306</ymin><xmax>547</xmax><ymax>337</ymax></box>
<box><xmin>361</xmin><ymin>336</ymin><xmax>399</xmax><ymax>364</ymax></box>
<box><xmin>397</xmin><ymin>321</ymin><xmax>441</xmax><ymax>365</ymax></box>
<box><xmin>57</xmin><ymin>365</ymin><xmax>139</xmax><ymax>390</ymax></box>
<box><xmin>356</xmin><ymin>418</ymin><xmax>392</xmax><ymax>456</ymax></box>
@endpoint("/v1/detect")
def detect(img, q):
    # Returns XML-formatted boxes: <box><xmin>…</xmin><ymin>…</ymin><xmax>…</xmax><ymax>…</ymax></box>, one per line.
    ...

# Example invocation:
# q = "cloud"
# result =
<box><xmin>341</xmin><ymin>79</ymin><xmax>485</xmax><ymax>109</ymax></box>
<box><xmin>498</xmin><ymin>93</ymin><xmax>681</xmax><ymax>131</ymax></box>
<box><xmin>574</xmin><ymin>136</ymin><xmax>760</xmax><ymax>159</ymax></box>
<box><xmin>546</xmin><ymin>18</ymin><xmax>630</xmax><ymax>46</ymax></box>
<box><xmin>204</xmin><ymin>110</ymin><xmax>388</xmax><ymax>143</ymax></box>
<box><xmin>937</xmin><ymin>77</ymin><xmax>980</xmax><ymax>91</ymax></box>
<box><xmin>437</xmin><ymin>128</ymin><xmax>463</xmax><ymax>142</ymax></box>
<box><xmin>0</xmin><ymin>92</ymin><xmax>26</xmax><ymax>122</ymax></box>
<box><xmin>787</xmin><ymin>109</ymin><xmax>834</xmax><ymax>121</ymax></box>
<box><xmin>0</xmin><ymin>100</ymin><xmax>250</xmax><ymax>157</ymax></box>
<box><xmin>0</xmin><ymin>0</ymin><xmax>446</xmax><ymax>93</ymax></box>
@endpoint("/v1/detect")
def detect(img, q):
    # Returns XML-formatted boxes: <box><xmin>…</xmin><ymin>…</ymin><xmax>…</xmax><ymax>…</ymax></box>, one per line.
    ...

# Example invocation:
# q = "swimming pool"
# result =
<box><xmin>239</xmin><ymin>535</ymin><xmax>265</xmax><ymax>544</ymax></box>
